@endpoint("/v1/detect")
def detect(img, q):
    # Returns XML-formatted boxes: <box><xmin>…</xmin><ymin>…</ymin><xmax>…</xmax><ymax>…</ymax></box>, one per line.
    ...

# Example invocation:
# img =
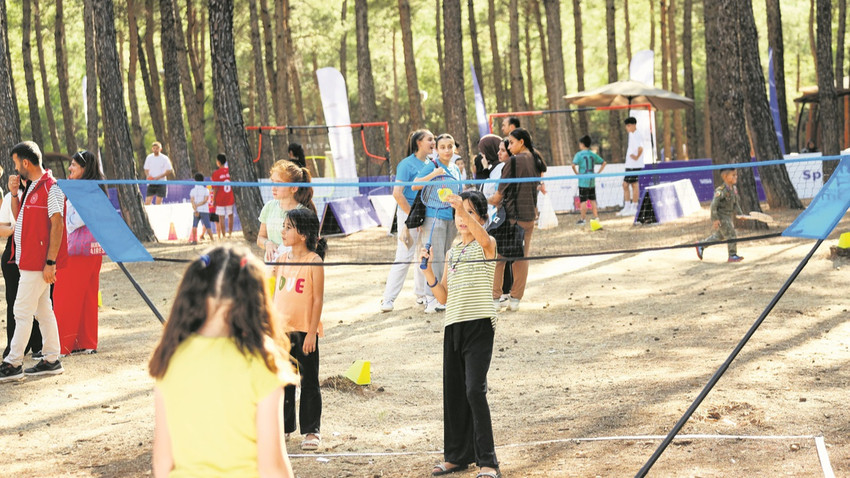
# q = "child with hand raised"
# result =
<box><xmin>420</xmin><ymin>190</ymin><xmax>502</xmax><ymax>478</ymax></box>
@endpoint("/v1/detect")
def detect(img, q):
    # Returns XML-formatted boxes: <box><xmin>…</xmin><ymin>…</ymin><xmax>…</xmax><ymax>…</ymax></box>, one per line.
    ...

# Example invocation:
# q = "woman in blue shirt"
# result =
<box><xmin>380</xmin><ymin>130</ymin><xmax>435</xmax><ymax>312</ymax></box>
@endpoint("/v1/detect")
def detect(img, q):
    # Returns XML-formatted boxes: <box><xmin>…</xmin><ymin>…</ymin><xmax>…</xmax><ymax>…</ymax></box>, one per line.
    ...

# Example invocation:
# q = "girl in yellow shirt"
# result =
<box><xmin>149</xmin><ymin>246</ymin><xmax>298</xmax><ymax>477</ymax></box>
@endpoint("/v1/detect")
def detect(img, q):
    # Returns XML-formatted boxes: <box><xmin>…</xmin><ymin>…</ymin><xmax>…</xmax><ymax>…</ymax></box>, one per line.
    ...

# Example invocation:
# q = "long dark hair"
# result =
<box><xmin>285</xmin><ymin>208</ymin><xmax>327</xmax><ymax>260</ymax></box>
<box><xmin>149</xmin><ymin>245</ymin><xmax>298</xmax><ymax>382</ymax></box>
<box><xmin>509</xmin><ymin>128</ymin><xmax>547</xmax><ymax>173</ymax></box>
<box><xmin>288</xmin><ymin>143</ymin><xmax>306</xmax><ymax>168</ymax></box>
<box><xmin>406</xmin><ymin>129</ymin><xmax>433</xmax><ymax>156</ymax></box>
<box><xmin>72</xmin><ymin>150</ymin><xmax>107</xmax><ymax>193</ymax></box>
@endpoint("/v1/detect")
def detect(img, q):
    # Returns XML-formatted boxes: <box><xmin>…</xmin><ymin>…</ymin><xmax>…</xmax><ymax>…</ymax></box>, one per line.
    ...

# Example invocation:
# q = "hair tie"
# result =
<box><xmin>199</xmin><ymin>254</ymin><xmax>210</xmax><ymax>267</ymax></box>
<box><xmin>240</xmin><ymin>257</ymin><xmax>248</xmax><ymax>268</ymax></box>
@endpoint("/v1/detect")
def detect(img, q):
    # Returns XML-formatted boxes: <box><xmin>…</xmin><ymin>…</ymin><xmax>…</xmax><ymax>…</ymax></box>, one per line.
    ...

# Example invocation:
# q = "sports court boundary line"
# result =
<box><xmin>288</xmin><ymin>433</ymin><xmax>835</xmax><ymax>477</ymax></box>
<box><xmin>289</xmin><ymin>434</ymin><xmax>836</xmax><ymax>477</ymax></box>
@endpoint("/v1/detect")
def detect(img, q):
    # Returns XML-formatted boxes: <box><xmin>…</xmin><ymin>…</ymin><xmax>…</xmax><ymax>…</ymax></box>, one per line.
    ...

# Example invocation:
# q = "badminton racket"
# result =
<box><xmin>419</xmin><ymin>175</ymin><xmax>460</xmax><ymax>270</ymax></box>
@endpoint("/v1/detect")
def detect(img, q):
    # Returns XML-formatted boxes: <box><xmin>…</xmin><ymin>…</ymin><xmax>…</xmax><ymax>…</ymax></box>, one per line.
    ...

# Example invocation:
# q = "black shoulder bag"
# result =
<box><xmin>486</xmin><ymin>156</ymin><xmax>525</xmax><ymax>258</ymax></box>
<box><xmin>403</xmin><ymin>158</ymin><xmax>441</xmax><ymax>229</ymax></box>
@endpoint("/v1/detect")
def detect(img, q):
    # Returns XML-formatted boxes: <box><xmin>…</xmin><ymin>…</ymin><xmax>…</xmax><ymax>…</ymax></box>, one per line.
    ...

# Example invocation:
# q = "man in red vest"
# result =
<box><xmin>0</xmin><ymin>141</ymin><xmax>67</xmax><ymax>382</ymax></box>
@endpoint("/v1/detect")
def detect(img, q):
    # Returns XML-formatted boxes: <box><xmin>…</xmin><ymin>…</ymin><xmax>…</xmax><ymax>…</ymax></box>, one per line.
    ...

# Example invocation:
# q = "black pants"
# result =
<box><xmin>443</xmin><ymin>319</ymin><xmax>498</xmax><ymax>469</ymax></box>
<box><xmin>284</xmin><ymin>331</ymin><xmax>321</xmax><ymax>435</ymax></box>
<box><xmin>2</xmin><ymin>239</ymin><xmax>41</xmax><ymax>358</ymax></box>
<box><xmin>501</xmin><ymin>261</ymin><xmax>513</xmax><ymax>295</ymax></box>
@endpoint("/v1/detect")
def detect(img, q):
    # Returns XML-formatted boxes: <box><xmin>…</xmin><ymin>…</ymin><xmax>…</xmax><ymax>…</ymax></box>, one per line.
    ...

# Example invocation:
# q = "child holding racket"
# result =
<box><xmin>420</xmin><ymin>190</ymin><xmax>501</xmax><ymax>478</ymax></box>
<box><xmin>150</xmin><ymin>245</ymin><xmax>298</xmax><ymax>477</ymax></box>
<box><xmin>272</xmin><ymin>208</ymin><xmax>327</xmax><ymax>451</ymax></box>
<box><xmin>697</xmin><ymin>168</ymin><xmax>745</xmax><ymax>262</ymax></box>
<box><xmin>413</xmin><ymin>133</ymin><xmax>462</xmax><ymax>314</ymax></box>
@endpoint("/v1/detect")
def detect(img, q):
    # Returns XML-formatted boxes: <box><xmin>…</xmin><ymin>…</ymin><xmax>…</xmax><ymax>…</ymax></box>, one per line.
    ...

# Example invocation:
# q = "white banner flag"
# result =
<box><xmin>316</xmin><ymin>67</ymin><xmax>358</xmax><ymax>183</ymax></box>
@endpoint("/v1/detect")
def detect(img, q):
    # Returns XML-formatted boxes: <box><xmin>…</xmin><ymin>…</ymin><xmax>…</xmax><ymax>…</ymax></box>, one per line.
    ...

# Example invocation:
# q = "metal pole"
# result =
<box><xmin>116</xmin><ymin>262</ymin><xmax>166</xmax><ymax>324</ymax></box>
<box><xmin>635</xmin><ymin>239</ymin><xmax>824</xmax><ymax>477</ymax></box>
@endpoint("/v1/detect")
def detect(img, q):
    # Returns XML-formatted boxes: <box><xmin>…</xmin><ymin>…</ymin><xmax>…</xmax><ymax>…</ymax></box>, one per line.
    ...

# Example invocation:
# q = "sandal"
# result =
<box><xmin>476</xmin><ymin>470</ymin><xmax>502</xmax><ymax>478</ymax></box>
<box><xmin>300</xmin><ymin>433</ymin><xmax>321</xmax><ymax>451</ymax></box>
<box><xmin>432</xmin><ymin>462</ymin><xmax>469</xmax><ymax>476</ymax></box>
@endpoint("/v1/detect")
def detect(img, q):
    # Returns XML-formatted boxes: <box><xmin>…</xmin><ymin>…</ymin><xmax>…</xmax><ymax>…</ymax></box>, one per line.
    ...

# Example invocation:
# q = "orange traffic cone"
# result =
<box><xmin>168</xmin><ymin>222</ymin><xmax>178</xmax><ymax>241</ymax></box>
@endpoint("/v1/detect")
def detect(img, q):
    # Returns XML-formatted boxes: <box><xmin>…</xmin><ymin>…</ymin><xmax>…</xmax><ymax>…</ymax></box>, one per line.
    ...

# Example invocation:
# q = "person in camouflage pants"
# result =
<box><xmin>696</xmin><ymin>168</ymin><xmax>745</xmax><ymax>262</ymax></box>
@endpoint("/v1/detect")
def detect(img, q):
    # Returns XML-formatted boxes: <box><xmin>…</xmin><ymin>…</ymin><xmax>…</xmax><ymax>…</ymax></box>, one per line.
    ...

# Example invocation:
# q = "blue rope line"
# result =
<box><xmin>57</xmin><ymin>155</ymin><xmax>843</xmax><ymax>189</ymax></box>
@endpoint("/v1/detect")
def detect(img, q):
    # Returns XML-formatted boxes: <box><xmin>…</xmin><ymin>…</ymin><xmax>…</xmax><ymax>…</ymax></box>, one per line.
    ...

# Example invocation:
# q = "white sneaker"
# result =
<box><xmin>499</xmin><ymin>294</ymin><xmax>510</xmax><ymax>304</ymax></box>
<box><xmin>493</xmin><ymin>299</ymin><xmax>501</xmax><ymax>311</ymax></box>
<box><xmin>424</xmin><ymin>298</ymin><xmax>444</xmax><ymax>314</ymax></box>
<box><xmin>416</xmin><ymin>296</ymin><xmax>427</xmax><ymax>305</ymax></box>
<box><xmin>617</xmin><ymin>203</ymin><xmax>633</xmax><ymax>216</ymax></box>
<box><xmin>380</xmin><ymin>299</ymin><xmax>394</xmax><ymax>312</ymax></box>
<box><xmin>509</xmin><ymin>298</ymin><xmax>521</xmax><ymax>311</ymax></box>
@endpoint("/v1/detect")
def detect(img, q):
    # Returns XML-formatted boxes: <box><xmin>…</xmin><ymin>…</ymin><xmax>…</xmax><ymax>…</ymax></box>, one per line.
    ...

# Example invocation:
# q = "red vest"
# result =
<box><xmin>17</xmin><ymin>173</ymin><xmax>68</xmax><ymax>271</ymax></box>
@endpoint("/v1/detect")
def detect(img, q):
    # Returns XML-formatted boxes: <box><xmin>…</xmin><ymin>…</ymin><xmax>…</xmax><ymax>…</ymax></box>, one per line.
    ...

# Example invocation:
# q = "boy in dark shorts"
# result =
<box><xmin>571</xmin><ymin>135</ymin><xmax>606</xmax><ymax>225</ymax></box>
<box><xmin>696</xmin><ymin>168</ymin><xmax>745</xmax><ymax>262</ymax></box>
<box><xmin>618</xmin><ymin>117</ymin><xmax>646</xmax><ymax>216</ymax></box>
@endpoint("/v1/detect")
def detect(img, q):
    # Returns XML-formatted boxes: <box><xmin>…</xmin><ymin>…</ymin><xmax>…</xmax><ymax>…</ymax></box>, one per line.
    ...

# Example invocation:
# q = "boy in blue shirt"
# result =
<box><xmin>571</xmin><ymin>135</ymin><xmax>607</xmax><ymax>225</ymax></box>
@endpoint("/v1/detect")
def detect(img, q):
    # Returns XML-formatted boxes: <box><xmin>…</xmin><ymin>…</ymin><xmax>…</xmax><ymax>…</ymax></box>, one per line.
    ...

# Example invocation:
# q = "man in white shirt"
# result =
<box><xmin>618</xmin><ymin>117</ymin><xmax>646</xmax><ymax>216</ymax></box>
<box><xmin>143</xmin><ymin>142</ymin><xmax>173</xmax><ymax>205</ymax></box>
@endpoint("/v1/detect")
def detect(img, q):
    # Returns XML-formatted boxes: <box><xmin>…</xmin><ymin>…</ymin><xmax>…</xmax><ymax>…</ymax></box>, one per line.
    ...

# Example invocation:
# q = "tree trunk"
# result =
<box><xmin>668</xmin><ymin>0</ymin><xmax>686</xmax><ymax>159</ymax></box>
<box><xmin>682</xmin><ymin>0</ymin><xmax>698</xmax><ymax>158</ymax></box>
<box><xmin>524</xmin><ymin>13</ymin><xmax>534</xmax><ymax>116</ymax></box>
<box><xmin>605</xmin><ymin>0</ymin><xmax>621</xmax><ymax>161</ymax></box>
<box><xmin>338</xmin><ymin>0</ymin><xmax>348</xmax><ymax>93</ymax></box>
<box><xmin>398</xmin><ymin>0</ymin><xmax>424</xmax><ymax>129</ymax></box>
<box><xmin>0</xmin><ymin>0</ymin><xmax>20</xmax><ymax>177</ymax></box>
<box><xmin>488</xmin><ymin>0</ymin><xmax>506</xmax><ymax>112</ymax></box>
<box><xmin>572</xmin><ymin>0</ymin><xmax>588</xmax><ymax>135</ymax></box>
<box><xmin>468</xmin><ymin>0</ymin><xmax>484</xmax><ymax>99</ymax></box>
<box><xmin>54</xmin><ymin>0</ymin><xmax>77</xmax><ymax>152</ymax></box>
<box><xmin>126</xmin><ymin>0</ymin><xmax>147</xmax><ymax>164</ymax></box>
<box><xmin>391</xmin><ymin>32</ymin><xmax>403</xmax><ymax>164</ymax></box>
<box><xmin>209</xmin><ymin>0</ymin><xmax>264</xmax><ymax>243</ymax></box>
<box><xmin>436</xmin><ymin>0</ymin><xmax>447</xmax><ymax>130</ymax></box>
<box><xmin>624</xmin><ymin>0</ymin><xmax>632</xmax><ymax>65</ymax></box>
<box><xmin>736</xmin><ymin>0</ymin><xmax>803</xmax><ymax>209</ymax></box>
<box><xmin>765</xmin><ymin>0</ymin><xmax>791</xmax><ymax>153</ymax></box>
<box><xmin>354</xmin><ymin>0</ymin><xmax>385</xmax><ymax>169</ymax></box>
<box><xmin>92</xmin><ymin>0</ymin><xmax>156</xmax><ymax>242</ymax></box>
<box><xmin>260</xmin><ymin>0</ymin><xmax>279</xmax><ymax>128</ymax></box>
<box><xmin>143</xmin><ymin>0</ymin><xmax>167</xmax><ymax>147</ymax></box>
<box><xmin>531</xmin><ymin>0</ymin><xmax>555</xmax><ymax>161</ymax></box>
<box><xmin>33</xmin><ymin>0</ymin><xmax>60</xmax><ymax>152</ymax></box>
<box><xmin>704</xmin><ymin>0</ymin><xmax>761</xmax><ymax>215</ymax></box>
<box><xmin>443</xmin><ymin>0</ymin><xmax>470</xmax><ymax>156</ymax></box>
<box><xmin>248</xmin><ymin>0</ymin><xmax>272</xmax><ymax>170</ymax></box>
<box><xmin>817</xmin><ymin>0</ymin><xmax>842</xmax><ymax>179</ymax></box>
<box><xmin>649</xmin><ymin>0</ymin><xmax>656</xmax><ymax>52</ymax></box>
<box><xmin>186</xmin><ymin>0</ymin><xmax>207</xmax><ymax>120</ymax></box>
<box><xmin>543</xmin><ymin>0</ymin><xmax>575</xmax><ymax>164</ymax></box>
<box><xmin>22</xmin><ymin>0</ymin><xmax>44</xmax><ymax>148</ymax></box>
<box><xmin>284</xmin><ymin>0</ymin><xmax>305</xmax><ymax>126</ymax></box>
<box><xmin>84</xmin><ymin>0</ymin><xmax>99</xmax><ymax>154</ymax></box>
<box><xmin>274</xmin><ymin>0</ymin><xmax>290</xmax><ymax>159</ymax></box>
<box><xmin>809</xmin><ymin>0</ymin><xmax>817</xmax><ymax>77</ymax></box>
<box><xmin>508</xmin><ymin>0</ymin><xmax>528</xmax><ymax>112</ymax></box>
<box><xmin>837</xmin><ymin>0</ymin><xmax>846</xmax><ymax>88</ymax></box>
<box><xmin>660</xmin><ymin>0</ymin><xmax>671</xmax><ymax>159</ymax></box>
<box><xmin>159</xmin><ymin>0</ymin><xmax>192</xmax><ymax>179</ymax></box>
<box><xmin>169</xmin><ymin>0</ymin><xmax>210</xmax><ymax>175</ymax></box>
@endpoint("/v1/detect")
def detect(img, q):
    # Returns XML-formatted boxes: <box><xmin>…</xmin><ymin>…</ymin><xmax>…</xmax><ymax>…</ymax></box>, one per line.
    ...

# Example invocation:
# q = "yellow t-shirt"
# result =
<box><xmin>157</xmin><ymin>335</ymin><xmax>284</xmax><ymax>477</ymax></box>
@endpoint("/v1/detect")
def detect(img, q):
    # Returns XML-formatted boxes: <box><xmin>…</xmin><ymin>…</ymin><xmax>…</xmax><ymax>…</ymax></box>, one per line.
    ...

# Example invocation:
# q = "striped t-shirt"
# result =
<box><xmin>444</xmin><ymin>239</ymin><xmax>497</xmax><ymax>329</ymax></box>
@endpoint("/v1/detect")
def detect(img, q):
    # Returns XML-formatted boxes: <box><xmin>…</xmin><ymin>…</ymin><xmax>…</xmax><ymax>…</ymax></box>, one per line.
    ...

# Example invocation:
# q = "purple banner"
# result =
<box><xmin>320</xmin><ymin>195</ymin><xmax>380</xmax><ymax>236</ymax></box>
<box><xmin>470</xmin><ymin>61</ymin><xmax>489</xmax><ymax>139</ymax></box>
<box><xmin>639</xmin><ymin>159</ymin><xmax>715</xmax><ymax>201</ymax></box>
<box><xmin>768</xmin><ymin>48</ymin><xmax>786</xmax><ymax>156</ymax></box>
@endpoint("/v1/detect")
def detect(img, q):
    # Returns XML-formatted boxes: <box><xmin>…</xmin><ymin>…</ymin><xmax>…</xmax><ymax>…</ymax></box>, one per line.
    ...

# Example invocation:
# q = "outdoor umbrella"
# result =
<box><xmin>564</xmin><ymin>80</ymin><xmax>694</xmax><ymax>110</ymax></box>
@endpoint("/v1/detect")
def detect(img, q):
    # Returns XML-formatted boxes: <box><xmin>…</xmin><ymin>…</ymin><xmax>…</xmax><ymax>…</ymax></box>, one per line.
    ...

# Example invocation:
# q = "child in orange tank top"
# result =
<box><xmin>272</xmin><ymin>208</ymin><xmax>327</xmax><ymax>451</ymax></box>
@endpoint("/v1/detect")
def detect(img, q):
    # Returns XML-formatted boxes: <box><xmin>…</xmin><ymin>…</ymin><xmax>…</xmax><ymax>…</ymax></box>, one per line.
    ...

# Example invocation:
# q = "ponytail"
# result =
<box><xmin>293</xmin><ymin>167</ymin><xmax>317</xmax><ymax>214</ymax></box>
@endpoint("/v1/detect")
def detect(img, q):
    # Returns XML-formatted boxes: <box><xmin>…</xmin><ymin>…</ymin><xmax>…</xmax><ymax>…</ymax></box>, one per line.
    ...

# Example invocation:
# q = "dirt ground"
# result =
<box><xmin>0</xmin><ymin>209</ymin><xmax>848</xmax><ymax>478</ymax></box>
